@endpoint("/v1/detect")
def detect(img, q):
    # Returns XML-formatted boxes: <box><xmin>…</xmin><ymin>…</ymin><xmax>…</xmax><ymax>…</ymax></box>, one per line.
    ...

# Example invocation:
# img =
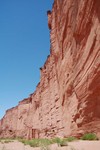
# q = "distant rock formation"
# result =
<box><xmin>0</xmin><ymin>0</ymin><xmax>100</xmax><ymax>139</ymax></box>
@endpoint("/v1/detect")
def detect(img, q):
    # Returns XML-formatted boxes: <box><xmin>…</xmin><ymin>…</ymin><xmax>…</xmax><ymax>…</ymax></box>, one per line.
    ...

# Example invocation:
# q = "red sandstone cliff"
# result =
<box><xmin>0</xmin><ymin>0</ymin><xmax>100</xmax><ymax>139</ymax></box>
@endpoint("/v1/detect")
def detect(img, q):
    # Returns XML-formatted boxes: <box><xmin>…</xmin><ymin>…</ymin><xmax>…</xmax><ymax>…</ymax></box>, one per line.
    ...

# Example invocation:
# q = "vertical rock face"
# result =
<box><xmin>0</xmin><ymin>0</ymin><xmax>100</xmax><ymax>138</ymax></box>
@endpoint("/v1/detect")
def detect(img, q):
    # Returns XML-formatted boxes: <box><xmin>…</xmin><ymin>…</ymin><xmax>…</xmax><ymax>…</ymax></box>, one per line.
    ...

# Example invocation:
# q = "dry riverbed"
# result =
<box><xmin>0</xmin><ymin>140</ymin><xmax>100</xmax><ymax>150</ymax></box>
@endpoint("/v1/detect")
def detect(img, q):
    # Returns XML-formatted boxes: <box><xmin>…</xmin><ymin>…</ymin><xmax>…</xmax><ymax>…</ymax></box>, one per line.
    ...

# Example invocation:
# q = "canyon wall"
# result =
<box><xmin>0</xmin><ymin>0</ymin><xmax>100</xmax><ymax>139</ymax></box>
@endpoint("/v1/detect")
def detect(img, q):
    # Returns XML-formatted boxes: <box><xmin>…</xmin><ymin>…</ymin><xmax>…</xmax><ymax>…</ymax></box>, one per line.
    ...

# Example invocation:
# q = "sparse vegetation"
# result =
<box><xmin>58</xmin><ymin>139</ymin><xmax>68</xmax><ymax>147</ymax></box>
<box><xmin>81</xmin><ymin>133</ymin><xmax>99</xmax><ymax>140</ymax></box>
<box><xmin>18</xmin><ymin>137</ymin><xmax>68</xmax><ymax>148</ymax></box>
<box><xmin>18</xmin><ymin>138</ymin><xmax>52</xmax><ymax>148</ymax></box>
<box><xmin>51</xmin><ymin>136</ymin><xmax>77</xmax><ymax>146</ymax></box>
<box><xmin>0</xmin><ymin>138</ymin><xmax>13</xmax><ymax>143</ymax></box>
<box><xmin>51</xmin><ymin>137</ymin><xmax>61</xmax><ymax>145</ymax></box>
<box><xmin>65</xmin><ymin>137</ymin><xmax>77</xmax><ymax>142</ymax></box>
<box><xmin>0</xmin><ymin>134</ymin><xmax>99</xmax><ymax>150</ymax></box>
<box><xmin>51</xmin><ymin>137</ymin><xmax>68</xmax><ymax>146</ymax></box>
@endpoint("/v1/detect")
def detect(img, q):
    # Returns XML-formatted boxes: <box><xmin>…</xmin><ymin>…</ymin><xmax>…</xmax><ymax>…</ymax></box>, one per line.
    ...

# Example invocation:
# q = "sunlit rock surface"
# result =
<box><xmin>0</xmin><ymin>0</ymin><xmax>100</xmax><ymax>139</ymax></box>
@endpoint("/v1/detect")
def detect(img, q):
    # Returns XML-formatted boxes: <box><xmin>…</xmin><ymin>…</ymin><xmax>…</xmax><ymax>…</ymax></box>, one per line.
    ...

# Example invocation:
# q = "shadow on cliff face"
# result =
<box><xmin>95</xmin><ymin>0</ymin><xmax>100</xmax><ymax>22</ymax></box>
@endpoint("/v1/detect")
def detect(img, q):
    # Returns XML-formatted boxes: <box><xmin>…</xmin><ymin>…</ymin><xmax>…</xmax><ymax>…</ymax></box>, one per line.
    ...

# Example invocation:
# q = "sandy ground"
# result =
<box><xmin>0</xmin><ymin>140</ymin><xmax>100</xmax><ymax>150</ymax></box>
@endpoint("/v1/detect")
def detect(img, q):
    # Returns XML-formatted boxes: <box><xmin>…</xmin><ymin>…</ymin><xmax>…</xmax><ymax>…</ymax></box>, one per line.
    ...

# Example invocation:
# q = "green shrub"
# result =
<box><xmin>81</xmin><ymin>133</ymin><xmax>98</xmax><ymax>140</ymax></box>
<box><xmin>59</xmin><ymin>139</ymin><xmax>68</xmax><ymax>147</ymax></box>
<box><xmin>3</xmin><ymin>140</ymin><xmax>13</xmax><ymax>143</ymax></box>
<box><xmin>51</xmin><ymin>137</ymin><xmax>68</xmax><ymax>147</ymax></box>
<box><xmin>65</xmin><ymin>137</ymin><xmax>77</xmax><ymax>142</ymax></box>
<box><xmin>51</xmin><ymin>137</ymin><xmax>61</xmax><ymax>144</ymax></box>
<box><xmin>0</xmin><ymin>138</ymin><xmax>13</xmax><ymax>143</ymax></box>
<box><xmin>39</xmin><ymin>138</ymin><xmax>52</xmax><ymax>146</ymax></box>
<box><xmin>19</xmin><ymin>138</ymin><xmax>52</xmax><ymax>148</ymax></box>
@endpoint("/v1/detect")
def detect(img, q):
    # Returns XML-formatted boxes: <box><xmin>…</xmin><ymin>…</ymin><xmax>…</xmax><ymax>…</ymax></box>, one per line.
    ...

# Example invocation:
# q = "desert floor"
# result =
<box><xmin>0</xmin><ymin>140</ymin><xmax>100</xmax><ymax>150</ymax></box>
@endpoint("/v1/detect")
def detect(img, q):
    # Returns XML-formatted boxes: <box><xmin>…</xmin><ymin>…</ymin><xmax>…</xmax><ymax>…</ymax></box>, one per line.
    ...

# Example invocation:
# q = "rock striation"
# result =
<box><xmin>0</xmin><ymin>0</ymin><xmax>100</xmax><ymax>139</ymax></box>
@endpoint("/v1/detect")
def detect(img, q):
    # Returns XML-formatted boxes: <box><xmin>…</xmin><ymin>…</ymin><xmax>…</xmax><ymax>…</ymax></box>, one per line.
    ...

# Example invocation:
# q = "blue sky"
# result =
<box><xmin>0</xmin><ymin>0</ymin><xmax>54</xmax><ymax>119</ymax></box>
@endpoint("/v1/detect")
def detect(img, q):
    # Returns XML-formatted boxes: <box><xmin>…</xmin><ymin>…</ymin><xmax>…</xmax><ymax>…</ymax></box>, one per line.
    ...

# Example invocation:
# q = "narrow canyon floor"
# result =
<box><xmin>0</xmin><ymin>140</ymin><xmax>100</xmax><ymax>150</ymax></box>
